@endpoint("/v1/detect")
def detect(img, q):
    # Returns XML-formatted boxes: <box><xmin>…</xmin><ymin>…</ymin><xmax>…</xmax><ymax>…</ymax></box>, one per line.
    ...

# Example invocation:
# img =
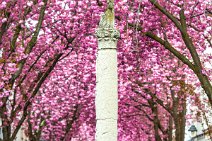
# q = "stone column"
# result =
<box><xmin>95</xmin><ymin>9</ymin><xmax>120</xmax><ymax>141</ymax></box>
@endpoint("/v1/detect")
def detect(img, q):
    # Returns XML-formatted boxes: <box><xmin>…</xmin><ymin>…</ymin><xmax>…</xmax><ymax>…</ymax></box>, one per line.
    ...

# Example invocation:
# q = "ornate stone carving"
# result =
<box><xmin>99</xmin><ymin>1</ymin><xmax>114</xmax><ymax>28</ymax></box>
<box><xmin>95</xmin><ymin>27</ymin><xmax>120</xmax><ymax>41</ymax></box>
<box><xmin>95</xmin><ymin>0</ymin><xmax>120</xmax><ymax>41</ymax></box>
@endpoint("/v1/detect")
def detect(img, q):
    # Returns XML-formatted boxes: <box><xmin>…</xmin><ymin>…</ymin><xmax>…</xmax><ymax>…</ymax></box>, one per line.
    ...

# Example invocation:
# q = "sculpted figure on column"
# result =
<box><xmin>99</xmin><ymin>0</ymin><xmax>114</xmax><ymax>28</ymax></box>
<box><xmin>96</xmin><ymin>0</ymin><xmax>120</xmax><ymax>41</ymax></box>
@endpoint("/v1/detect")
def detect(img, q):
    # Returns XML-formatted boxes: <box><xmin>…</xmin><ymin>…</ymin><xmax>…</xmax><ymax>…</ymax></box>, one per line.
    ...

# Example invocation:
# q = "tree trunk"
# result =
<box><xmin>173</xmin><ymin>98</ymin><xmax>186</xmax><ymax>141</ymax></box>
<box><xmin>148</xmin><ymin>100</ymin><xmax>162</xmax><ymax>141</ymax></box>
<box><xmin>167</xmin><ymin>115</ymin><xmax>173</xmax><ymax>141</ymax></box>
<box><xmin>152</xmin><ymin>109</ymin><xmax>162</xmax><ymax>141</ymax></box>
<box><xmin>2</xmin><ymin>126</ymin><xmax>11</xmax><ymax>141</ymax></box>
<box><xmin>196</xmin><ymin>73</ymin><xmax>212</xmax><ymax>106</ymax></box>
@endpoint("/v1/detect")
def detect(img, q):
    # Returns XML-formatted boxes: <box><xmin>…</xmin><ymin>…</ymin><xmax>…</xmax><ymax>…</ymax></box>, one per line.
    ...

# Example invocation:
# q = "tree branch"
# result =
<box><xmin>145</xmin><ymin>32</ymin><xmax>196</xmax><ymax>71</ymax></box>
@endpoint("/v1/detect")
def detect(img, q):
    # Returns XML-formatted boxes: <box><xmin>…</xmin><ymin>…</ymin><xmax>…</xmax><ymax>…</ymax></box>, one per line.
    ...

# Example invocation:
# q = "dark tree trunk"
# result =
<box><xmin>167</xmin><ymin>115</ymin><xmax>173</xmax><ymax>141</ymax></box>
<box><xmin>148</xmin><ymin>99</ymin><xmax>162</xmax><ymax>141</ymax></box>
<box><xmin>2</xmin><ymin>125</ymin><xmax>11</xmax><ymax>141</ymax></box>
<box><xmin>172</xmin><ymin>92</ymin><xmax>186</xmax><ymax>141</ymax></box>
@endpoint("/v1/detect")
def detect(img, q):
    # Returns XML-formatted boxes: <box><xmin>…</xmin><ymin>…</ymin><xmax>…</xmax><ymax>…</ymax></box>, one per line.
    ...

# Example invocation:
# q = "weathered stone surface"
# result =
<box><xmin>95</xmin><ymin>0</ymin><xmax>119</xmax><ymax>140</ymax></box>
<box><xmin>95</xmin><ymin>28</ymin><xmax>120</xmax><ymax>41</ymax></box>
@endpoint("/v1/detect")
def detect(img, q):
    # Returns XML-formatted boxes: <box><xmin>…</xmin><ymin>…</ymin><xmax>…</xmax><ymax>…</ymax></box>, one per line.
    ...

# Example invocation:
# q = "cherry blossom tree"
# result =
<box><xmin>121</xmin><ymin>0</ymin><xmax>212</xmax><ymax>105</ymax></box>
<box><xmin>0</xmin><ymin>0</ymin><xmax>97</xmax><ymax>140</ymax></box>
<box><xmin>0</xmin><ymin>0</ymin><xmax>211</xmax><ymax>141</ymax></box>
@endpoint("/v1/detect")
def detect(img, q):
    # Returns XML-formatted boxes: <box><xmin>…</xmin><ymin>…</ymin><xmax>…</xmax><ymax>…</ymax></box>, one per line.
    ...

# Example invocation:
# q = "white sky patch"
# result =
<box><xmin>204</xmin><ymin>47</ymin><xmax>212</xmax><ymax>55</ymax></box>
<box><xmin>0</xmin><ymin>48</ymin><xmax>3</xmax><ymax>58</ymax></box>
<box><xmin>203</xmin><ymin>47</ymin><xmax>212</xmax><ymax>69</ymax></box>
<box><xmin>204</xmin><ymin>62</ymin><xmax>212</xmax><ymax>69</ymax></box>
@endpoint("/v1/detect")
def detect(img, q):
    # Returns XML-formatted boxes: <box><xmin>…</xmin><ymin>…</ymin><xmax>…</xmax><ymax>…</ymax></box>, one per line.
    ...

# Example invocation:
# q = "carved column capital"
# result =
<box><xmin>95</xmin><ymin>27</ymin><xmax>120</xmax><ymax>41</ymax></box>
